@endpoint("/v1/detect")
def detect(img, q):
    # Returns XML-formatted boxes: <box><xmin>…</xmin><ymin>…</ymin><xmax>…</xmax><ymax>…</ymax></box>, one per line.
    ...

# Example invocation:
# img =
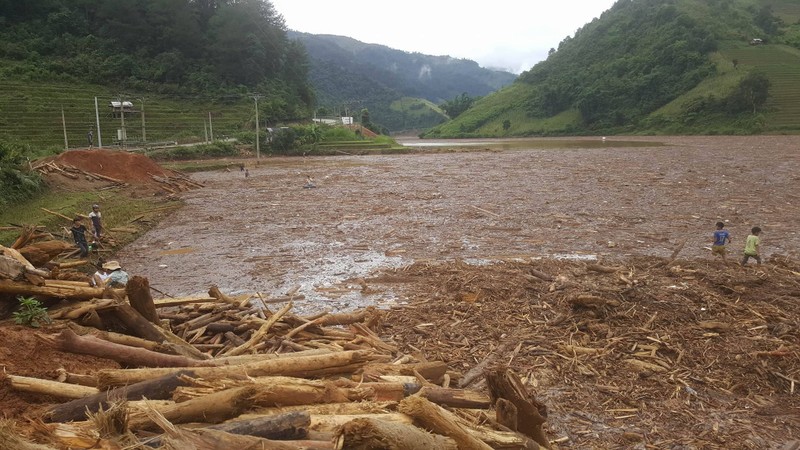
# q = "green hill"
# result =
<box><xmin>425</xmin><ymin>0</ymin><xmax>800</xmax><ymax>137</ymax></box>
<box><xmin>289</xmin><ymin>31</ymin><xmax>516</xmax><ymax>132</ymax></box>
<box><xmin>0</xmin><ymin>0</ymin><xmax>313</xmax><ymax>148</ymax></box>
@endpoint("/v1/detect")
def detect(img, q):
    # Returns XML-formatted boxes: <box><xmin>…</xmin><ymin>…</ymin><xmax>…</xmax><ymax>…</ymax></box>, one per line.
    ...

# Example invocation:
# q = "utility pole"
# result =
<box><xmin>94</xmin><ymin>97</ymin><xmax>102</xmax><ymax>148</ymax></box>
<box><xmin>118</xmin><ymin>95</ymin><xmax>126</xmax><ymax>148</ymax></box>
<box><xmin>140</xmin><ymin>97</ymin><xmax>146</xmax><ymax>142</ymax></box>
<box><xmin>253</xmin><ymin>95</ymin><xmax>261</xmax><ymax>159</ymax></box>
<box><xmin>61</xmin><ymin>107</ymin><xmax>69</xmax><ymax>150</ymax></box>
<box><xmin>203</xmin><ymin>119</ymin><xmax>209</xmax><ymax>143</ymax></box>
<box><xmin>208</xmin><ymin>111</ymin><xmax>214</xmax><ymax>141</ymax></box>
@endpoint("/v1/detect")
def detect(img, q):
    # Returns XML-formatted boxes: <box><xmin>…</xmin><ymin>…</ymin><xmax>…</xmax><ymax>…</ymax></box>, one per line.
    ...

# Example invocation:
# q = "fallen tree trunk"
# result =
<box><xmin>67</xmin><ymin>322</ymin><xmax>165</xmax><ymax>353</ymax></box>
<box><xmin>398</xmin><ymin>396</ymin><xmax>493</xmax><ymax>450</ymax></box>
<box><xmin>126</xmin><ymin>276</ymin><xmax>159</xmax><ymax>324</ymax></box>
<box><xmin>52</xmin><ymin>329</ymin><xmax>214</xmax><ymax>368</ymax></box>
<box><xmin>207</xmin><ymin>411</ymin><xmax>310</xmax><ymax>440</ymax></box>
<box><xmin>5</xmin><ymin>374</ymin><xmax>98</xmax><ymax>399</ymax></box>
<box><xmin>97</xmin><ymin>349</ymin><xmax>379</xmax><ymax>388</ymax></box>
<box><xmin>47</xmin><ymin>370</ymin><xmax>195</xmax><ymax>423</ymax></box>
<box><xmin>360</xmin><ymin>361</ymin><xmax>447</xmax><ymax>384</ymax></box>
<box><xmin>0</xmin><ymin>279</ymin><xmax>103</xmax><ymax>301</ymax></box>
<box><xmin>129</xmin><ymin>386</ymin><xmax>260</xmax><ymax>430</ymax></box>
<box><xmin>337</xmin><ymin>417</ymin><xmax>458</xmax><ymax>450</ymax></box>
<box><xmin>162</xmin><ymin>427</ymin><xmax>332</xmax><ymax>450</ymax></box>
<box><xmin>419</xmin><ymin>386</ymin><xmax>491</xmax><ymax>409</ymax></box>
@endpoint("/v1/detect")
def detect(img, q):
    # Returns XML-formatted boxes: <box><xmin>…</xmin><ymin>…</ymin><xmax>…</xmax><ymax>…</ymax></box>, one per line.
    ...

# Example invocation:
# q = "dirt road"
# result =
<box><xmin>117</xmin><ymin>135</ymin><xmax>799</xmax><ymax>310</ymax></box>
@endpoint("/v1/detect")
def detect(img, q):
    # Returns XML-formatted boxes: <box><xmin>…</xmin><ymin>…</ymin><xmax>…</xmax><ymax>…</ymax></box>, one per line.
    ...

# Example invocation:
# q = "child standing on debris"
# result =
<box><xmin>741</xmin><ymin>226</ymin><xmax>762</xmax><ymax>266</ymax></box>
<box><xmin>89</xmin><ymin>204</ymin><xmax>103</xmax><ymax>240</ymax></box>
<box><xmin>711</xmin><ymin>221</ymin><xmax>731</xmax><ymax>264</ymax></box>
<box><xmin>304</xmin><ymin>175</ymin><xmax>316</xmax><ymax>189</ymax></box>
<box><xmin>71</xmin><ymin>217</ymin><xmax>89</xmax><ymax>257</ymax></box>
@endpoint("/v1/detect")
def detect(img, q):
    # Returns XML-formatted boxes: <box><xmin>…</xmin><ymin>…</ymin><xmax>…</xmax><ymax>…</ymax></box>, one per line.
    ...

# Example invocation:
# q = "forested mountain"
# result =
<box><xmin>289</xmin><ymin>32</ymin><xmax>517</xmax><ymax>131</ymax></box>
<box><xmin>425</xmin><ymin>0</ymin><xmax>800</xmax><ymax>137</ymax></box>
<box><xmin>0</xmin><ymin>0</ymin><xmax>313</xmax><ymax>120</ymax></box>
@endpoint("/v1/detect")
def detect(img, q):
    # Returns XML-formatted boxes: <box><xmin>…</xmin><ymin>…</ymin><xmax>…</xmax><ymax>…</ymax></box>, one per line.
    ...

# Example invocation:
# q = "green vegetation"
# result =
<box><xmin>0</xmin><ymin>140</ymin><xmax>46</xmax><ymax>209</ymax></box>
<box><xmin>0</xmin><ymin>189</ymin><xmax>180</xmax><ymax>247</ymax></box>
<box><xmin>425</xmin><ymin>0</ymin><xmax>800</xmax><ymax>137</ymax></box>
<box><xmin>0</xmin><ymin>0</ymin><xmax>313</xmax><ymax>148</ymax></box>
<box><xmin>12</xmin><ymin>297</ymin><xmax>51</xmax><ymax>328</ymax></box>
<box><xmin>291</xmin><ymin>32</ymin><xmax>514</xmax><ymax>132</ymax></box>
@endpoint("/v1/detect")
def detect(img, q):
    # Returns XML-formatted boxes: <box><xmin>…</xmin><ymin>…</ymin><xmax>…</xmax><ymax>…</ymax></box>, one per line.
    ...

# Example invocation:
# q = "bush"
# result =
<box><xmin>147</xmin><ymin>141</ymin><xmax>238</xmax><ymax>161</ymax></box>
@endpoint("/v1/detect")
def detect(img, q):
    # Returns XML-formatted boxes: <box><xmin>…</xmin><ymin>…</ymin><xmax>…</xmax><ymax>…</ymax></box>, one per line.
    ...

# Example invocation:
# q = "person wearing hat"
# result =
<box><xmin>89</xmin><ymin>204</ymin><xmax>103</xmax><ymax>240</ymax></box>
<box><xmin>102</xmin><ymin>260</ymin><xmax>129</xmax><ymax>287</ymax></box>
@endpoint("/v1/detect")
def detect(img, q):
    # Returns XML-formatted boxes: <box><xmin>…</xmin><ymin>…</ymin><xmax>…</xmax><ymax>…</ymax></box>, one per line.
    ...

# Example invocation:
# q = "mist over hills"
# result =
<box><xmin>289</xmin><ymin>31</ymin><xmax>517</xmax><ymax>132</ymax></box>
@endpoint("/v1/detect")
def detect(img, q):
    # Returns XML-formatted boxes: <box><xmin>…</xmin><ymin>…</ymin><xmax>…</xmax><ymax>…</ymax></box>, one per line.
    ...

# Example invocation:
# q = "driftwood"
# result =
<box><xmin>126</xmin><ymin>276</ymin><xmax>159</xmax><ymax>324</ymax></box>
<box><xmin>398</xmin><ymin>396</ymin><xmax>493</xmax><ymax>450</ymax></box>
<box><xmin>47</xmin><ymin>370</ymin><xmax>195</xmax><ymax>423</ymax></box>
<box><xmin>5</xmin><ymin>374</ymin><xmax>98</xmax><ymax>399</ymax></box>
<box><xmin>337</xmin><ymin>417</ymin><xmax>458</xmax><ymax>450</ymax></box>
<box><xmin>207</xmin><ymin>411</ymin><xmax>310</xmax><ymax>440</ymax></box>
<box><xmin>486</xmin><ymin>368</ymin><xmax>550</xmax><ymax>449</ymax></box>
<box><xmin>51</xmin><ymin>329</ymin><xmax>214</xmax><ymax>368</ymax></box>
<box><xmin>0</xmin><ymin>279</ymin><xmax>103</xmax><ymax>301</ymax></box>
<box><xmin>96</xmin><ymin>349</ymin><xmax>379</xmax><ymax>388</ymax></box>
<box><xmin>130</xmin><ymin>385</ymin><xmax>260</xmax><ymax>430</ymax></box>
<box><xmin>361</xmin><ymin>361</ymin><xmax>447</xmax><ymax>384</ymax></box>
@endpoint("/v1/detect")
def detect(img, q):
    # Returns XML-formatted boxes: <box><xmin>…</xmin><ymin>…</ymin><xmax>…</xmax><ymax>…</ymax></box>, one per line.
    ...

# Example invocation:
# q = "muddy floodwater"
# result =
<box><xmin>118</xmin><ymin>135</ymin><xmax>800</xmax><ymax>312</ymax></box>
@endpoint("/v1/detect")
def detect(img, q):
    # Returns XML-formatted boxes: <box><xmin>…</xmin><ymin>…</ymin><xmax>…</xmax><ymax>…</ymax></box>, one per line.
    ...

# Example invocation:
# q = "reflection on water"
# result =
<box><xmin>398</xmin><ymin>138</ymin><xmax>665</xmax><ymax>150</ymax></box>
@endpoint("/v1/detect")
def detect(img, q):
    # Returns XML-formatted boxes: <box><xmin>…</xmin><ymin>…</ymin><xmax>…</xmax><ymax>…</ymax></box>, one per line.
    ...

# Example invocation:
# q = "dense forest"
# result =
<box><xmin>0</xmin><ymin>0</ymin><xmax>316</xmax><ymax>207</ymax></box>
<box><xmin>0</xmin><ymin>0</ymin><xmax>313</xmax><ymax>117</ymax></box>
<box><xmin>425</xmin><ymin>0</ymin><xmax>800</xmax><ymax>137</ymax></box>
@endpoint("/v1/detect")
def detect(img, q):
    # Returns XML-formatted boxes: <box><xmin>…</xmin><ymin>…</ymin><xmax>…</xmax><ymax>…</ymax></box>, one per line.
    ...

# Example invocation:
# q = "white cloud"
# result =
<box><xmin>271</xmin><ymin>0</ymin><xmax>617</xmax><ymax>73</ymax></box>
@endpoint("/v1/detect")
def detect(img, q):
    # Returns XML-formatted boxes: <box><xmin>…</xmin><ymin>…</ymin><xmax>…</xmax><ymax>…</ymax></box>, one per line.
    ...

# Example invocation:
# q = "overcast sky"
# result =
<box><xmin>270</xmin><ymin>0</ymin><xmax>618</xmax><ymax>74</ymax></box>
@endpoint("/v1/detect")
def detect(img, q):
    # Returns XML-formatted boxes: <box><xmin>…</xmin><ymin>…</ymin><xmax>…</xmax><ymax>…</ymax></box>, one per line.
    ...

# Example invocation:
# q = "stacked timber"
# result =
<box><xmin>0</xmin><ymin>244</ymin><xmax>551</xmax><ymax>449</ymax></box>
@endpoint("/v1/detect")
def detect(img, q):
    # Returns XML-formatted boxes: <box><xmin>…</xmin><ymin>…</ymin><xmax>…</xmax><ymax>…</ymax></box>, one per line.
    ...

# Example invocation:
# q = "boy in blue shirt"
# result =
<box><xmin>711</xmin><ymin>221</ymin><xmax>731</xmax><ymax>265</ymax></box>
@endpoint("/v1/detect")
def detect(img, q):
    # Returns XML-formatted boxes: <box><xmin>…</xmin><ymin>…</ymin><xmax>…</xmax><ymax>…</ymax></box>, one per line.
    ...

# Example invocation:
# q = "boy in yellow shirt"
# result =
<box><xmin>741</xmin><ymin>226</ymin><xmax>762</xmax><ymax>266</ymax></box>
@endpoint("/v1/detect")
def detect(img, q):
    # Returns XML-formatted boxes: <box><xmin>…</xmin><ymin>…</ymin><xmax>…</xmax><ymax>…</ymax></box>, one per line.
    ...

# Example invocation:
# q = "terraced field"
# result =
<box><xmin>725</xmin><ymin>44</ymin><xmax>800</xmax><ymax>130</ymax></box>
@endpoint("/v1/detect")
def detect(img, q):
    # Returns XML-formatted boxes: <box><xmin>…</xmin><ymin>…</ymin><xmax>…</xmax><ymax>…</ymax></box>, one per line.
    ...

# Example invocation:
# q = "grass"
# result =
<box><xmin>0</xmin><ymin>187</ymin><xmax>181</xmax><ymax>248</ymax></box>
<box><xmin>0</xmin><ymin>68</ymin><xmax>255</xmax><ymax>149</ymax></box>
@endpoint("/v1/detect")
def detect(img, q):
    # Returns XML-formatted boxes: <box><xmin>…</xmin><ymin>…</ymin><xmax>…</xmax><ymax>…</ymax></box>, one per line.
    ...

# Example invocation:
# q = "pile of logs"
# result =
<box><xmin>150</xmin><ymin>173</ymin><xmax>204</xmax><ymax>194</ymax></box>
<box><xmin>33</xmin><ymin>161</ymin><xmax>126</xmax><ymax>188</ymax></box>
<box><xmin>1</xmin><ymin>246</ymin><xmax>552</xmax><ymax>449</ymax></box>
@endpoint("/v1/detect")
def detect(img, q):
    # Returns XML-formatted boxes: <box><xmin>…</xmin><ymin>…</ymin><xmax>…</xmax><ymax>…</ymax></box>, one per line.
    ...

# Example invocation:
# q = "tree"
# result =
<box><xmin>502</xmin><ymin>119</ymin><xmax>511</xmax><ymax>131</ymax></box>
<box><xmin>728</xmin><ymin>72</ymin><xmax>770</xmax><ymax>114</ymax></box>
<box><xmin>440</xmin><ymin>93</ymin><xmax>475</xmax><ymax>119</ymax></box>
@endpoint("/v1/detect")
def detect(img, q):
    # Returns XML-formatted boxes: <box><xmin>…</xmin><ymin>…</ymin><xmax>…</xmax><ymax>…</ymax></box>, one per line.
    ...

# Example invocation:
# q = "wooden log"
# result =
<box><xmin>360</xmin><ymin>361</ymin><xmax>447</xmax><ymax>384</ymax></box>
<box><xmin>49</xmin><ymin>299</ymin><xmax>115</xmax><ymax>320</ymax></box>
<box><xmin>47</xmin><ymin>370</ymin><xmax>195</xmax><ymax>423</ymax></box>
<box><xmin>55</xmin><ymin>368</ymin><xmax>98</xmax><ymax>387</ymax></box>
<box><xmin>311</xmin><ymin>414</ymin><xmax>413</xmax><ymax>432</ymax></box>
<box><xmin>0</xmin><ymin>279</ymin><xmax>103</xmax><ymax>301</ymax></box>
<box><xmin>52</xmin><ymin>329</ymin><xmax>214</xmax><ymax>368</ymax></box>
<box><xmin>207</xmin><ymin>411</ymin><xmax>310</xmax><ymax>440</ymax></box>
<box><xmin>208</xmin><ymin>285</ymin><xmax>240</xmax><ymax>305</ymax></box>
<box><xmin>398</xmin><ymin>396</ymin><xmax>493</xmax><ymax>450</ymax></box>
<box><xmin>240</xmin><ymin>401</ymin><xmax>395</xmax><ymax>419</ymax></box>
<box><xmin>337</xmin><ymin>417</ymin><xmax>458</xmax><ymax>450</ymax></box>
<box><xmin>5</xmin><ymin>374</ymin><xmax>98</xmax><ymax>399</ymax></box>
<box><xmin>153</xmin><ymin>296</ymin><xmax>217</xmax><ymax>308</ymax></box>
<box><xmin>96</xmin><ymin>350</ymin><xmax>378</xmax><ymax>389</ymax></box>
<box><xmin>486</xmin><ymin>368</ymin><xmax>550</xmax><ymax>449</ymax></box>
<box><xmin>126</xmin><ymin>276</ymin><xmax>159</xmax><ymax>324</ymax></box>
<box><xmin>419</xmin><ymin>386</ymin><xmax>491</xmax><ymax>409</ymax></box>
<box><xmin>161</xmin><ymin>427</ymin><xmax>331</xmax><ymax>450</ymax></box>
<box><xmin>67</xmin><ymin>322</ymin><xmax>165</xmax><ymax>353</ymax></box>
<box><xmin>496</xmin><ymin>398</ymin><xmax>519</xmax><ymax>431</ymax></box>
<box><xmin>459</xmin><ymin>341</ymin><xmax>515</xmax><ymax>388</ymax></box>
<box><xmin>109</xmin><ymin>303</ymin><xmax>168</xmax><ymax>342</ymax></box>
<box><xmin>129</xmin><ymin>386</ymin><xmax>260</xmax><ymax>430</ymax></box>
